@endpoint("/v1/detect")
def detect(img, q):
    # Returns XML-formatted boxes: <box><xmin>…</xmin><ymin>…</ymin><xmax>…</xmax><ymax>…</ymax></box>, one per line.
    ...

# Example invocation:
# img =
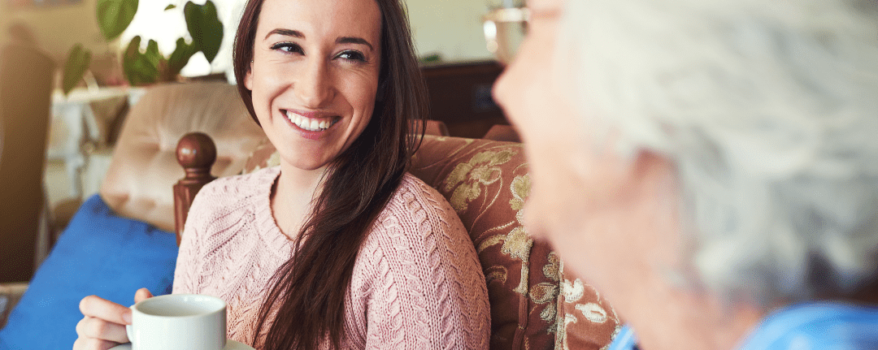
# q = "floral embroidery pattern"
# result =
<box><xmin>577</xmin><ymin>303</ymin><xmax>609</xmax><ymax>324</ymax></box>
<box><xmin>562</xmin><ymin>278</ymin><xmax>584</xmax><ymax>303</ymax></box>
<box><xmin>501</xmin><ymin>227</ymin><xmax>532</xmax><ymax>262</ymax></box>
<box><xmin>484</xmin><ymin>265</ymin><xmax>508</xmax><ymax>286</ymax></box>
<box><xmin>479</xmin><ymin>175</ymin><xmax>535</xmax><ymax>296</ymax></box>
<box><xmin>555</xmin><ymin>260</ymin><xmax>621</xmax><ymax>350</ymax></box>
<box><xmin>443</xmin><ymin>150</ymin><xmax>514</xmax><ymax>212</ymax></box>
<box><xmin>504</xmin><ymin>227</ymin><xmax>534</xmax><ymax>295</ymax></box>
<box><xmin>531</xmin><ymin>252</ymin><xmax>561</xmax><ymax>326</ymax></box>
<box><xmin>543</xmin><ymin>251</ymin><xmax>560</xmax><ymax>281</ymax></box>
<box><xmin>530</xmin><ymin>283</ymin><xmax>559</xmax><ymax>321</ymax></box>
<box><xmin>510</xmin><ymin>175</ymin><xmax>530</xmax><ymax>225</ymax></box>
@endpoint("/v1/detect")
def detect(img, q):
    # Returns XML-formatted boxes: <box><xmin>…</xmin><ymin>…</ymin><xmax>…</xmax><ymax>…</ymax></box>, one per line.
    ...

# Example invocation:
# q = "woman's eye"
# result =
<box><xmin>271</xmin><ymin>42</ymin><xmax>303</xmax><ymax>54</ymax></box>
<box><xmin>337</xmin><ymin>50</ymin><xmax>366</xmax><ymax>62</ymax></box>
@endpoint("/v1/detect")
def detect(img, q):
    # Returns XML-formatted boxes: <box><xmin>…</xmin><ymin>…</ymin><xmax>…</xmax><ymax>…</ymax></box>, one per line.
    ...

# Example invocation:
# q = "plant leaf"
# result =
<box><xmin>184</xmin><ymin>0</ymin><xmax>223</xmax><ymax>64</ymax></box>
<box><xmin>122</xmin><ymin>36</ymin><xmax>147</xmax><ymax>85</ymax></box>
<box><xmin>165</xmin><ymin>4</ymin><xmax>176</xmax><ymax>10</ymax></box>
<box><xmin>144</xmin><ymin>39</ymin><xmax>163</xmax><ymax>65</ymax></box>
<box><xmin>168</xmin><ymin>38</ymin><xmax>197</xmax><ymax>76</ymax></box>
<box><xmin>62</xmin><ymin>44</ymin><xmax>92</xmax><ymax>95</ymax></box>
<box><xmin>122</xmin><ymin>36</ymin><xmax>162</xmax><ymax>86</ymax></box>
<box><xmin>96</xmin><ymin>0</ymin><xmax>139</xmax><ymax>41</ymax></box>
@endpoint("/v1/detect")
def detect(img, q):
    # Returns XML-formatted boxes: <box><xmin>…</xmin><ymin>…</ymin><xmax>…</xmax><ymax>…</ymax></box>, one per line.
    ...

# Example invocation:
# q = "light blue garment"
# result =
<box><xmin>605</xmin><ymin>302</ymin><xmax>878</xmax><ymax>350</ymax></box>
<box><xmin>606</xmin><ymin>325</ymin><xmax>638</xmax><ymax>350</ymax></box>
<box><xmin>736</xmin><ymin>302</ymin><xmax>878</xmax><ymax>350</ymax></box>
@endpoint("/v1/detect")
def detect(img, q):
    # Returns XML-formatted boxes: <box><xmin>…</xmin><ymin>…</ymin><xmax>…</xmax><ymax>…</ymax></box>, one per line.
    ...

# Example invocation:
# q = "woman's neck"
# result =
<box><xmin>622</xmin><ymin>272</ymin><xmax>765</xmax><ymax>350</ymax></box>
<box><xmin>270</xmin><ymin>162</ymin><xmax>328</xmax><ymax>239</ymax></box>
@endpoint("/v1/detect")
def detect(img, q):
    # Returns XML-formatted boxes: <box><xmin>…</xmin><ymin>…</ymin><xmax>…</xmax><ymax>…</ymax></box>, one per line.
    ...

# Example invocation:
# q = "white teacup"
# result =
<box><xmin>126</xmin><ymin>294</ymin><xmax>227</xmax><ymax>350</ymax></box>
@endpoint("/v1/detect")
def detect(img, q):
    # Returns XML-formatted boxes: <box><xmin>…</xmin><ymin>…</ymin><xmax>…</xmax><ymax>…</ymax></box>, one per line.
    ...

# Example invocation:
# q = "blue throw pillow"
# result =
<box><xmin>0</xmin><ymin>194</ymin><xmax>178</xmax><ymax>350</ymax></box>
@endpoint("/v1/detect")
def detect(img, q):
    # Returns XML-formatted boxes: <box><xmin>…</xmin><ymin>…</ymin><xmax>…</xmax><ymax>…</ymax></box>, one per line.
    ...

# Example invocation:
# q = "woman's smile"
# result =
<box><xmin>281</xmin><ymin>109</ymin><xmax>341</xmax><ymax>138</ymax></box>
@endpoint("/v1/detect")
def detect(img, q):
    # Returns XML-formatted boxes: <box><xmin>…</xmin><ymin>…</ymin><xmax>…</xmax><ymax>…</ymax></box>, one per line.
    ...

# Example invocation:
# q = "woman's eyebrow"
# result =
<box><xmin>266</xmin><ymin>28</ymin><xmax>304</xmax><ymax>40</ymax></box>
<box><xmin>337</xmin><ymin>37</ymin><xmax>374</xmax><ymax>52</ymax></box>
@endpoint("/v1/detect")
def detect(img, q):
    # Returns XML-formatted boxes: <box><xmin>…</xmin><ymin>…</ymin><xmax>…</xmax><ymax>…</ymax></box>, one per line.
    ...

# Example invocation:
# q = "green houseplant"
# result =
<box><xmin>62</xmin><ymin>0</ymin><xmax>224</xmax><ymax>94</ymax></box>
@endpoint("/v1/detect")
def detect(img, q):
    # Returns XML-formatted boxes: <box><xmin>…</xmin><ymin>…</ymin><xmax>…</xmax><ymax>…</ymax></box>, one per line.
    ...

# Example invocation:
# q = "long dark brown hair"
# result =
<box><xmin>233</xmin><ymin>0</ymin><xmax>428</xmax><ymax>349</ymax></box>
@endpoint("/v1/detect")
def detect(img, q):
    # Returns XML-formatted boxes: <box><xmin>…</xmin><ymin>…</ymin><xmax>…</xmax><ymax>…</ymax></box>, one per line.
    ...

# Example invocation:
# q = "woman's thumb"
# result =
<box><xmin>134</xmin><ymin>288</ymin><xmax>154</xmax><ymax>303</ymax></box>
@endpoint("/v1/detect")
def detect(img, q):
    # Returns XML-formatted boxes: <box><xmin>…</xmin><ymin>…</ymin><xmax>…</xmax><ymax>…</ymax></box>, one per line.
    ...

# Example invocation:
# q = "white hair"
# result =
<box><xmin>558</xmin><ymin>0</ymin><xmax>878</xmax><ymax>305</ymax></box>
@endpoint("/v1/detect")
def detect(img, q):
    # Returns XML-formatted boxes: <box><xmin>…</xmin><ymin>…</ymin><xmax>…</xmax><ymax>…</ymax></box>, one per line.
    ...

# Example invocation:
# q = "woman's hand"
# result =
<box><xmin>73</xmin><ymin>288</ymin><xmax>153</xmax><ymax>350</ymax></box>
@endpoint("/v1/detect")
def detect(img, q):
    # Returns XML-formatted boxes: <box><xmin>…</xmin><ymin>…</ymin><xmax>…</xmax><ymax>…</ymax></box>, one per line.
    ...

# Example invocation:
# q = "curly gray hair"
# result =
<box><xmin>558</xmin><ymin>0</ymin><xmax>878</xmax><ymax>305</ymax></box>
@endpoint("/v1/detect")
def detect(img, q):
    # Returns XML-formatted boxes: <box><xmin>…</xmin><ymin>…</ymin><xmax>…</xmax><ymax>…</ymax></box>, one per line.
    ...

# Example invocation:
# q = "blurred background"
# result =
<box><xmin>0</xmin><ymin>0</ymin><xmax>503</xmax><ymax>80</ymax></box>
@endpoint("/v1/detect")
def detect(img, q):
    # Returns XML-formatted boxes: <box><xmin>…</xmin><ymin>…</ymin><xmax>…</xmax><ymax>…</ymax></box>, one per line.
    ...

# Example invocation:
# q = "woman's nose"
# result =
<box><xmin>295</xmin><ymin>58</ymin><xmax>334</xmax><ymax>108</ymax></box>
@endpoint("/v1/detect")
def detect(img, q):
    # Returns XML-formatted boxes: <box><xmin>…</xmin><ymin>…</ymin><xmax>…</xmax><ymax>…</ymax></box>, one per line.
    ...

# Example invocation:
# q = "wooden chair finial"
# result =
<box><xmin>173</xmin><ymin>132</ymin><xmax>218</xmax><ymax>245</ymax></box>
<box><xmin>176</xmin><ymin>132</ymin><xmax>217</xmax><ymax>178</ymax></box>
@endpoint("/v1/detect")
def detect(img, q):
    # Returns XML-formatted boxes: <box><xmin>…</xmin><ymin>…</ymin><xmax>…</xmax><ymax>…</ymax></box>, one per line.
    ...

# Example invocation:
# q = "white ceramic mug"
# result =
<box><xmin>125</xmin><ymin>294</ymin><xmax>227</xmax><ymax>350</ymax></box>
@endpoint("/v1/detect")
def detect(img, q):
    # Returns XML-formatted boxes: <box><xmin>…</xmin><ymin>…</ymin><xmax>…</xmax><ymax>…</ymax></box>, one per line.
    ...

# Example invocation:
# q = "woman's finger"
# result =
<box><xmin>72</xmin><ymin>337</ymin><xmax>119</xmax><ymax>350</ymax></box>
<box><xmin>134</xmin><ymin>288</ymin><xmax>153</xmax><ymax>303</ymax></box>
<box><xmin>79</xmin><ymin>295</ymin><xmax>131</xmax><ymax>325</ymax></box>
<box><xmin>75</xmin><ymin>316</ymin><xmax>129</xmax><ymax>343</ymax></box>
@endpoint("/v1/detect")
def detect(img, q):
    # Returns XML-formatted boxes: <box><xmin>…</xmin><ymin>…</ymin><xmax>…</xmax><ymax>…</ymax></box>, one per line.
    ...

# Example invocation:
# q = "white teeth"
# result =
<box><xmin>284</xmin><ymin>110</ymin><xmax>333</xmax><ymax>132</ymax></box>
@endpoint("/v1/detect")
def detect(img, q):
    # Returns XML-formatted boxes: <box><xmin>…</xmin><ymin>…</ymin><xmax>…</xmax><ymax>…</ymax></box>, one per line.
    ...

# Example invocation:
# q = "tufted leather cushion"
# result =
<box><xmin>242</xmin><ymin>135</ymin><xmax>620</xmax><ymax>349</ymax></box>
<box><xmin>100</xmin><ymin>82</ymin><xmax>268</xmax><ymax>232</ymax></box>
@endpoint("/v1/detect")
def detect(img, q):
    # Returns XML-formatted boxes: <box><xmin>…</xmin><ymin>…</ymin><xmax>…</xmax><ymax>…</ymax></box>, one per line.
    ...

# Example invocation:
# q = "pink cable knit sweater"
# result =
<box><xmin>172</xmin><ymin>167</ymin><xmax>490</xmax><ymax>349</ymax></box>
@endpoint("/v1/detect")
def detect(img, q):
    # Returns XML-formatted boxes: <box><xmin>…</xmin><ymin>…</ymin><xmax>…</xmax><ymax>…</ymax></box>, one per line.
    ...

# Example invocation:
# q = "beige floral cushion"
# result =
<box><xmin>242</xmin><ymin>134</ymin><xmax>619</xmax><ymax>349</ymax></box>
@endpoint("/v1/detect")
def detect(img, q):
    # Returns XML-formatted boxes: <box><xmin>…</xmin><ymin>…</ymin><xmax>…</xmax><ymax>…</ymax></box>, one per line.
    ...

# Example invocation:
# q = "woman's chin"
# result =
<box><xmin>277</xmin><ymin>154</ymin><xmax>332</xmax><ymax>172</ymax></box>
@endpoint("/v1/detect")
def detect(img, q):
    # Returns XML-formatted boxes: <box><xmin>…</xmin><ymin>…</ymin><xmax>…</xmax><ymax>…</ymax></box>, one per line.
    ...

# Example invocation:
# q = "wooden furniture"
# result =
<box><xmin>173</xmin><ymin>132</ymin><xmax>217</xmax><ymax>245</ymax></box>
<box><xmin>422</xmin><ymin>61</ymin><xmax>509</xmax><ymax>139</ymax></box>
<box><xmin>0</xmin><ymin>44</ymin><xmax>56</xmax><ymax>283</ymax></box>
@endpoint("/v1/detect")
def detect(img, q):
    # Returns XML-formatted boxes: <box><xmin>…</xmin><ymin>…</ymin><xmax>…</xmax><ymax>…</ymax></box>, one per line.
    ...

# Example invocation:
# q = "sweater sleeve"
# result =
<box><xmin>360</xmin><ymin>180</ymin><xmax>491</xmax><ymax>349</ymax></box>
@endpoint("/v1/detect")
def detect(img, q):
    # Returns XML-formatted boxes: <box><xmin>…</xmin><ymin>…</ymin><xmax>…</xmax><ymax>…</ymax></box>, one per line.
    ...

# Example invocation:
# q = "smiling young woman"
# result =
<box><xmin>220</xmin><ymin>0</ymin><xmax>489</xmax><ymax>348</ymax></box>
<box><xmin>72</xmin><ymin>0</ymin><xmax>490</xmax><ymax>349</ymax></box>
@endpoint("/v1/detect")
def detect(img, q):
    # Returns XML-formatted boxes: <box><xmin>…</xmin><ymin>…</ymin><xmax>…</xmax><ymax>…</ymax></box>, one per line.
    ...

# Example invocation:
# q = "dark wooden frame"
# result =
<box><xmin>173</xmin><ymin>133</ymin><xmax>217</xmax><ymax>245</ymax></box>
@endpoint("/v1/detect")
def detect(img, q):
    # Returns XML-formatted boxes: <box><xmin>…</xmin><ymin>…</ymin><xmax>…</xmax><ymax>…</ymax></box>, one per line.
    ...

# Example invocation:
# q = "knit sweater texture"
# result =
<box><xmin>172</xmin><ymin>166</ymin><xmax>491</xmax><ymax>349</ymax></box>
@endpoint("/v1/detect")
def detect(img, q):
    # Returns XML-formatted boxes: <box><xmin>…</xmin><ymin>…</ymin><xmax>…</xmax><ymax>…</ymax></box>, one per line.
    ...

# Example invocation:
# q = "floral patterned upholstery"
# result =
<box><xmin>243</xmin><ymin>134</ymin><xmax>619</xmax><ymax>350</ymax></box>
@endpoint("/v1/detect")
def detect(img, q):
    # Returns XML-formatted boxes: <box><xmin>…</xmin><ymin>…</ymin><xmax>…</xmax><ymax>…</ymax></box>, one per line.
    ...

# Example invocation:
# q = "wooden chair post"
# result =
<box><xmin>173</xmin><ymin>132</ymin><xmax>217</xmax><ymax>245</ymax></box>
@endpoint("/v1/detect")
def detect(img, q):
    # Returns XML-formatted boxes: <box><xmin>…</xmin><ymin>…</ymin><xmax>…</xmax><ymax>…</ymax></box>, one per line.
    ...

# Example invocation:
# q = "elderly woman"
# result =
<box><xmin>493</xmin><ymin>0</ymin><xmax>878</xmax><ymax>348</ymax></box>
